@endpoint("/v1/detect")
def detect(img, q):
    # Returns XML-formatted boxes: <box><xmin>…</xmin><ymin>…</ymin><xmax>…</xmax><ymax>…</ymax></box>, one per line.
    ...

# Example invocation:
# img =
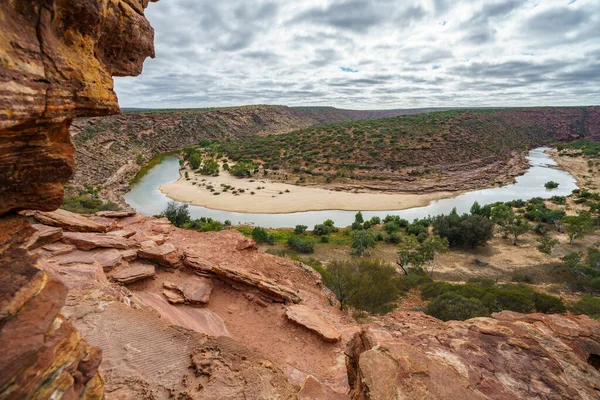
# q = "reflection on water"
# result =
<box><xmin>124</xmin><ymin>147</ymin><xmax>578</xmax><ymax>228</ymax></box>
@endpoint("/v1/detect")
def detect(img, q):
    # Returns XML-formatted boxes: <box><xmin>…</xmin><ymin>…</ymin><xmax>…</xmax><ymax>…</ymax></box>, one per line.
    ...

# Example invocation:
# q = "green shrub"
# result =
<box><xmin>252</xmin><ymin>227</ymin><xmax>275</xmax><ymax>244</ymax></box>
<box><xmin>61</xmin><ymin>195</ymin><xmax>120</xmax><ymax>214</ymax></box>
<box><xmin>534</xmin><ymin>292</ymin><xmax>566</xmax><ymax>314</ymax></box>
<box><xmin>294</xmin><ymin>225</ymin><xmax>308</xmax><ymax>234</ymax></box>
<box><xmin>426</xmin><ymin>292</ymin><xmax>489</xmax><ymax>321</ymax></box>
<box><xmin>545</xmin><ymin>181</ymin><xmax>559</xmax><ymax>189</ymax></box>
<box><xmin>287</xmin><ymin>237</ymin><xmax>314</xmax><ymax>253</ymax></box>
<box><xmin>160</xmin><ymin>201</ymin><xmax>190</xmax><ymax>227</ymax></box>
<box><xmin>323</xmin><ymin>259</ymin><xmax>402</xmax><ymax>314</ymax></box>
<box><xmin>432</xmin><ymin>208</ymin><xmax>494</xmax><ymax>248</ymax></box>
<box><xmin>570</xmin><ymin>296</ymin><xmax>600</xmax><ymax>319</ymax></box>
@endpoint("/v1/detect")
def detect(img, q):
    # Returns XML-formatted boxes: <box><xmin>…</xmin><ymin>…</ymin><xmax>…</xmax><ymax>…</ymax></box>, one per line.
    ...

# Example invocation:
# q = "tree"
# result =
<box><xmin>351</xmin><ymin>229</ymin><xmax>376</xmax><ymax>256</ymax></box>
<box><xmin>323</xmin><ymin>259</ymin><xmax>402</xmax><ymax>314</ymax></box>
<box><xmin>563</xmin><ymin>212</ymin><xmax>595</xmax><ymax>244</ymax></box>
<box><xmin>419</xmin><ymin>235</ymin><xmax>449</xmax><ymax>276</ymax></box>
<box><xmin>294</xmin><ymin>225</ymin><xmax>308</xmax><ymax>234</ymax></box>
<box><xmin>354</xmin><ymin>211</ymin><xmax>364</xmax><ymax>224</ymax></box>
<box><xmin>161</xmin><ymin>201</ymin><xmax>190</xmax><ymax>227</ymax></box>
<box><xmin>188</xmin><ymin>153</ymin><xmax>201</xmax><ymax>170</ymax></box>
<box><xmin>503</xmin><ymin>216</ymin><xmax>532</xmax><ymax>245</ymax></box>
<box><xmin>396</xmin><ymin>235</ymin><xmax>424</xmax><ymax>275</ymax></box>
<box><xmin>199</xmin><ymin>158</ymin><xmax>219</xmax><ymax>176</ymax></box>
<box><xmin>252</xmin><ymin>227</ymin><xmax>275</xmax><ymax>244</ymax></box>
<box><xmin>536</xmin><ymin>236</ymin><xmax>559</xmax><ymax>254</ymax></box>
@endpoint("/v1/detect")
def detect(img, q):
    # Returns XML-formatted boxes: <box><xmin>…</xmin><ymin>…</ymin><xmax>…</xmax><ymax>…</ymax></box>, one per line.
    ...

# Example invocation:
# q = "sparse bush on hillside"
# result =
<box><xmin>62</xmin><ymin>195</ymin><xmax>120</xmax><ymax>214</ymax></box>
<box><xmin>426</xmin><ymin>292</ymin><xmax>489</xmax><ymax>321</ymax></box>
<box><xmin>570</xmin><ymin>295</ymin><xmax>600</xmax><ymax>319</ymax></box>
<box><xmin>322</xmin><ymin>259</ymin><xmax>402</xmax><ymax>314</ymax></box>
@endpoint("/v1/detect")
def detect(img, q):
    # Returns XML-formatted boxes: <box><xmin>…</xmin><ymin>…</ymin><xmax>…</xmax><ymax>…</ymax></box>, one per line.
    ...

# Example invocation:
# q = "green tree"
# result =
<box><xmin>563</xmin><ymin>212</ymin><xmax>595</xmax><ymax>244</ymax></box>
<box><xmin>323</xmin><ymin>260</ymin><xmax>402</xmax><ymax>314</ymax></box>
<box><xmin>294</xmin><ymin>225</ymin><xmax>308</xmax><ymax>234</ymax></box>
<box><xmin>419</xmin><ymin>235</ymin><xmax>450</xmax><ymax>276</ymax></box>
<box><xmin>161</xmin><ymin>201</ymin><xmax>191</xmax><ymax>227</ymax></box>
<box><xmin>252</xmin><ymin>227</ymin><xmax>274</xmax><ymax>244</ymax></box>
<box><xmin>536</xmin><ymin>236</ymin><xmax>559</xmax><ymax>254</ymax></box>
<box><xmin>354</xmin><ymin>211</ymin><xmax>364</xmax><ymax>224</ymax></box>
<box><xmin>351</xmin><ymin>229</ymin><xmax>376</xmax><ymax>256</ymax></box>
<box><xmin>503</xmin><ymin>216</ymin><xmax>532</xmax><ymax>245</ymax></box>
<box><xmin>188</xmin><ymin>153</ymin><xmax>201</xmax><ymax>170</ymax></box>
<box><xmin>396</xmin><ymin>235</ymin><xmax>424</xmax><ymax>275</ymax></box>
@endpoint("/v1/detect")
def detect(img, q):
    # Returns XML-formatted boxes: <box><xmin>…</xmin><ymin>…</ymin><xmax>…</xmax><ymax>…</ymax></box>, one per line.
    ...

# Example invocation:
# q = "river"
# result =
<box><xmin>123</xmin><ymin>147</ymin><xmax>578</xmax><ymax>228</ymax></box>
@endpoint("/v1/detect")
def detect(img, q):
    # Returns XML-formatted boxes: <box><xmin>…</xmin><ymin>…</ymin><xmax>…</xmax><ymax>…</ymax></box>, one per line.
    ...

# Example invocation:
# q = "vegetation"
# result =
<box><xmin>212</xmin><ymin>109</ymin><xmax>564</xmax><ymax>182</ymax></box>
<box><xmin>432</xmin><ymin>208</ymin><xmax>495</xmax><ymax>248</ymax></box>
<box><xmin>252</xmin><ymin>227</ymin><xmax>275</xmax><ymax>245</ymax></box>
<box><xmin>287</xmin><ymin>237</ymin><xmax>314</xmax><ymax>253</ymax></box>
<box><xmin>157</xmin><ymin>201</ymin><xmax>226</xmax><ymax>232</ymax></box>
<box><xmin>321</xmin><ymin>259</ymin><xmax>403</xmax><ymax>314</ymax></box>
<box><xmin>422</xmin><ymin>281</ymin><xmax>565</xmax><ymax>321</ymax></box>
<box><xmin>61</xmin><ymin>195</ymin><xmax>120</xmax><ymax>214</ymax></box>
<box><xmin>545</xmin><ymin>181</ymin><xmax>559</xmax><ymax>189</ymax></box>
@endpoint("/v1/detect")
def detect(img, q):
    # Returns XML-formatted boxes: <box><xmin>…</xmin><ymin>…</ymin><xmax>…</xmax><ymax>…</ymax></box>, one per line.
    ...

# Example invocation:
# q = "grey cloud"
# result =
<box><xmin>115</xmin><ymin>0</ymin><xmax>600</xmax><ymax>109</ymax></box>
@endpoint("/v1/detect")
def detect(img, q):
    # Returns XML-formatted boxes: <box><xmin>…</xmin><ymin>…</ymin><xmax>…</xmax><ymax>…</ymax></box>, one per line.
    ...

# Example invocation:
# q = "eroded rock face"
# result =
<box><xmin>0</xmin><ymin>1</ymin><xmax>156</xmax><ymax>398</ymax></box>
<box><xmin>0</xmin><ymin>0</ymin><xmax>156</xmax><ymax>215</ymax></box>
<box><xmin>346</xmin><ymin>311</ymin><xmax>600</xmax><ymax>400</ymax></box>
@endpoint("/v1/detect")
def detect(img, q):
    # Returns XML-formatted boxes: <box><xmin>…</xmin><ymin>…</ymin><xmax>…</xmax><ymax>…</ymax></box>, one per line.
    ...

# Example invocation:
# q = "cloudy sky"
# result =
<box><xmin>115</xmin><ymin>0</ymin><xmax>600</xmax><ymax>110</ymax></box>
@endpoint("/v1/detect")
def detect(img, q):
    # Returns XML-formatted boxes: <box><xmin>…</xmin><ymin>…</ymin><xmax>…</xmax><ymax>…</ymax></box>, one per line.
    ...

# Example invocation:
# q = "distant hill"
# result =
<box><xmin>217</xmin><ymin>107</ymin><xmax>600</xmax><ymax>192</ymax></box>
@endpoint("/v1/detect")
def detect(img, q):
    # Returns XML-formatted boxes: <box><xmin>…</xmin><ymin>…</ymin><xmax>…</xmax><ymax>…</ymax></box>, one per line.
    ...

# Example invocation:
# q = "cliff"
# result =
<box><xmin>0</xmin><ymin>0</ymin><xmax>156</xmax><ymax>397</ymax></box>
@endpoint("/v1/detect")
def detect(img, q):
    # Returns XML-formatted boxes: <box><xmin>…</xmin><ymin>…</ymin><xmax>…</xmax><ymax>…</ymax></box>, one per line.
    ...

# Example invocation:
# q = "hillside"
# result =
<box><xmin>216</xmin><ymin>107</ymin><xmax>600</xmax><ymax>193</ymax></box>
<box><xmin>70</xmin><ymin>105</ymin><xmax>419</xmax><ymax>198</ymax></box>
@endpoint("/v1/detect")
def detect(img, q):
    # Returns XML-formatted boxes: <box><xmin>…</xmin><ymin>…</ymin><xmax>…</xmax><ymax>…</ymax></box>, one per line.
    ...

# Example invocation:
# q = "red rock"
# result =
<box><xmin>95</xmin><ymin>210</ymin><xmax>136</xmax><ymax>218</ymax></box>
<box><xmin>61</xmin><ymin>231</ymin><xmax>136</xmax><ymax>251</ymax></box>
<box><xmin>138</xmin><ymin>242</ymin><xmax>181</xmax><ymax>268</ymax></box>
<box><xmin>55</xmin><ymin>250</ymin><xmax>97</xmax><ymax>265</ymax></box>
<box><xmin>26</xmin><ymin>224</ymin><xmax>63</xmax><ymax>250</ymax></box>
<box><xmin>93</xmin><ymin>249</ymin><xmax>124</xmax><ymax>270</ymax></box>
<box><xmin>164</xmin><ymin>277</ymin><xmax>213</xmax><ymax>304</ymax></box>
<box><xmin>163</xmin><ymin>289</ymin><xmax>186</xmax><ymax>305</ymax></box>
<box><xmin>41</xmin><ymin>242</ymin><xmax>75</xmax><ymax>256</ymax></box>
<box><xmin>299</xmin><ymin>376</ymin><xmax>350</xmax><ymax>400</ymax></box>
<box><xmin>286</xmin><ymin>305</ymin><xmax>341</xmax><ymax>342</ymax></box>
<box><xmin>32</xmin><ymin>209</ymin><xmax>107</xmax><ymax>233</ymax></box>
<box><xmin>112</xmin><ymin>263</ymin><xmax>155</xmax><ymax>284</ymax></box>
<box><xmin>86</xmin><ymin>215</ymin><xmax>118</xmax><ymax>231</ymax></box>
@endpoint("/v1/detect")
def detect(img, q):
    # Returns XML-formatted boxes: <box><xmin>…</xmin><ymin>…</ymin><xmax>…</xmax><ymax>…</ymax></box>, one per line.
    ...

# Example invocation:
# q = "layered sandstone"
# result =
<box><xmin>0</xmin><ymin>0</ymin><xmax>156</xmax><ymax>398</ymax></box>
<box><xmin>22</xmin><ymin>208</ymin><xmax>600</xmax><ymax>399</ymax></box>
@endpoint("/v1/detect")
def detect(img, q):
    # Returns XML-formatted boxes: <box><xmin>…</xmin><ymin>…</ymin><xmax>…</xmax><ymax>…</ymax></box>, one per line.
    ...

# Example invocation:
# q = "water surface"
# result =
<box><xmin>124</xmin><ymin>147</ymin><xmax>577</xmax><ymax>228</ymax></box>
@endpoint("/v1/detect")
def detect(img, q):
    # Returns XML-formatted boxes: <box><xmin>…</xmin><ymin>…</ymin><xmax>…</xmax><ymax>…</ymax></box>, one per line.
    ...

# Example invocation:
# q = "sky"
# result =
<box><xmin>115</xmin><ymin>0</ymin><xmax>600</xmax><ymax>110</ymax></box>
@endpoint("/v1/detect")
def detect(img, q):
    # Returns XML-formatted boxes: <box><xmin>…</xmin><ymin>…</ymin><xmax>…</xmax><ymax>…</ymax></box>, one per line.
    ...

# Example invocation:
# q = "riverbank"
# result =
<box><xmin>550</xmin><ymin>149</ymin><xmax>600</xmax><ymax>193</ymax></box>
<box><xmin>159</xmin><ymin>166</ymin><xmax>456</xmax><ymax>213</ymax></box>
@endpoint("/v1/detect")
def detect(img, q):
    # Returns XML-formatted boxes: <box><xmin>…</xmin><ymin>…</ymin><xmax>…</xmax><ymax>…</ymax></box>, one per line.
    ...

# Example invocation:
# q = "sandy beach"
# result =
<box><xmin>159</xmin><ymin>166</ymin><xmax>456</xmax><ymax>214</ymax></box>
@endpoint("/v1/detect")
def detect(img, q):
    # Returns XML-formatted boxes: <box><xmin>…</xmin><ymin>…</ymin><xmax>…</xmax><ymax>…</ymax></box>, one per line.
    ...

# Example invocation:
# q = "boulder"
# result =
<box><xmin>298</xmin><ymin>376</ymin><xmax>350</xmax><ymax>400</ymax></box>
<box><xmin>55</xmin><ymin>250</ymin><xmax>97</xmax><ymax>265</ymax></box>
<box><xmin>41</xmin><ymin>242</ymin><xmax>75</xmax><ymax>256</ymax></box>
<box><xmin>26</xmin><ymin>224</ymin><xmax>63</xmax><ymax>250</ymax></box>
<box><xmin>285</xmin><ymin>305</ymin><xmax>341</xmax><ymax>343</ymax></box>
<box><xmin>93</xmin><ymin>249</ymin><xmax>124</xmax><ymax>271</ymax></box>
<box><xmin>138</xmin><ymin>242</ymin><xmax>181</xmax><ymax>268</ymax></box>
<box><xmin>32</xmin><ymin>209</ymin><xmax>107</xmax><ymax>232</ymax></box>
<box><xmin>163</xmin><ymin>277</ymin><xmax>213</xmax><ymax>305</ymax></box>
<box><xmin>211</xmin><ymin>264</ymin><xmax>301</xmax><ymax>304</ymax></box>
<box><xmin>61</xmin><ymin>231</ymin><xmax>136</xmax><ymax>251</ymax></box>
<box><xmin>162</xmin><ymin>289</ymin><xmax>186</xmax><ymax>305</ymax></box>
<box><xmin>95</xmin><ymin>210</ymin><xmax>136</xmax><ymax>218</ymax></box>
<box><xmin>184</xmin><ymin>250</ymin><xmax>214</xmax><ymax>272</ymax></box>
<box><xmin>112</xmin><ymin>263</ymin><xmax>155</xmax><ymax>284</ymax></box>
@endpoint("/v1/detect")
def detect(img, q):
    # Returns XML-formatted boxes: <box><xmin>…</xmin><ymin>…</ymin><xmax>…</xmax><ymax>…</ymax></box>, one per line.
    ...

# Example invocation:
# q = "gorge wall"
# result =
<box><xmin>0</xmin><ymin>0</ymin><xmax>156</xmax><ymax>397</ymax></box>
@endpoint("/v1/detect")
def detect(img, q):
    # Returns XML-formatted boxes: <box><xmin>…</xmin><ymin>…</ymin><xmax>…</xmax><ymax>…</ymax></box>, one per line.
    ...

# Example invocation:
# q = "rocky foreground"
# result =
<box><xmin>5</xmin><ymin>208</ymin><xmax>599</xmax><ymax>399</ymax></box>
